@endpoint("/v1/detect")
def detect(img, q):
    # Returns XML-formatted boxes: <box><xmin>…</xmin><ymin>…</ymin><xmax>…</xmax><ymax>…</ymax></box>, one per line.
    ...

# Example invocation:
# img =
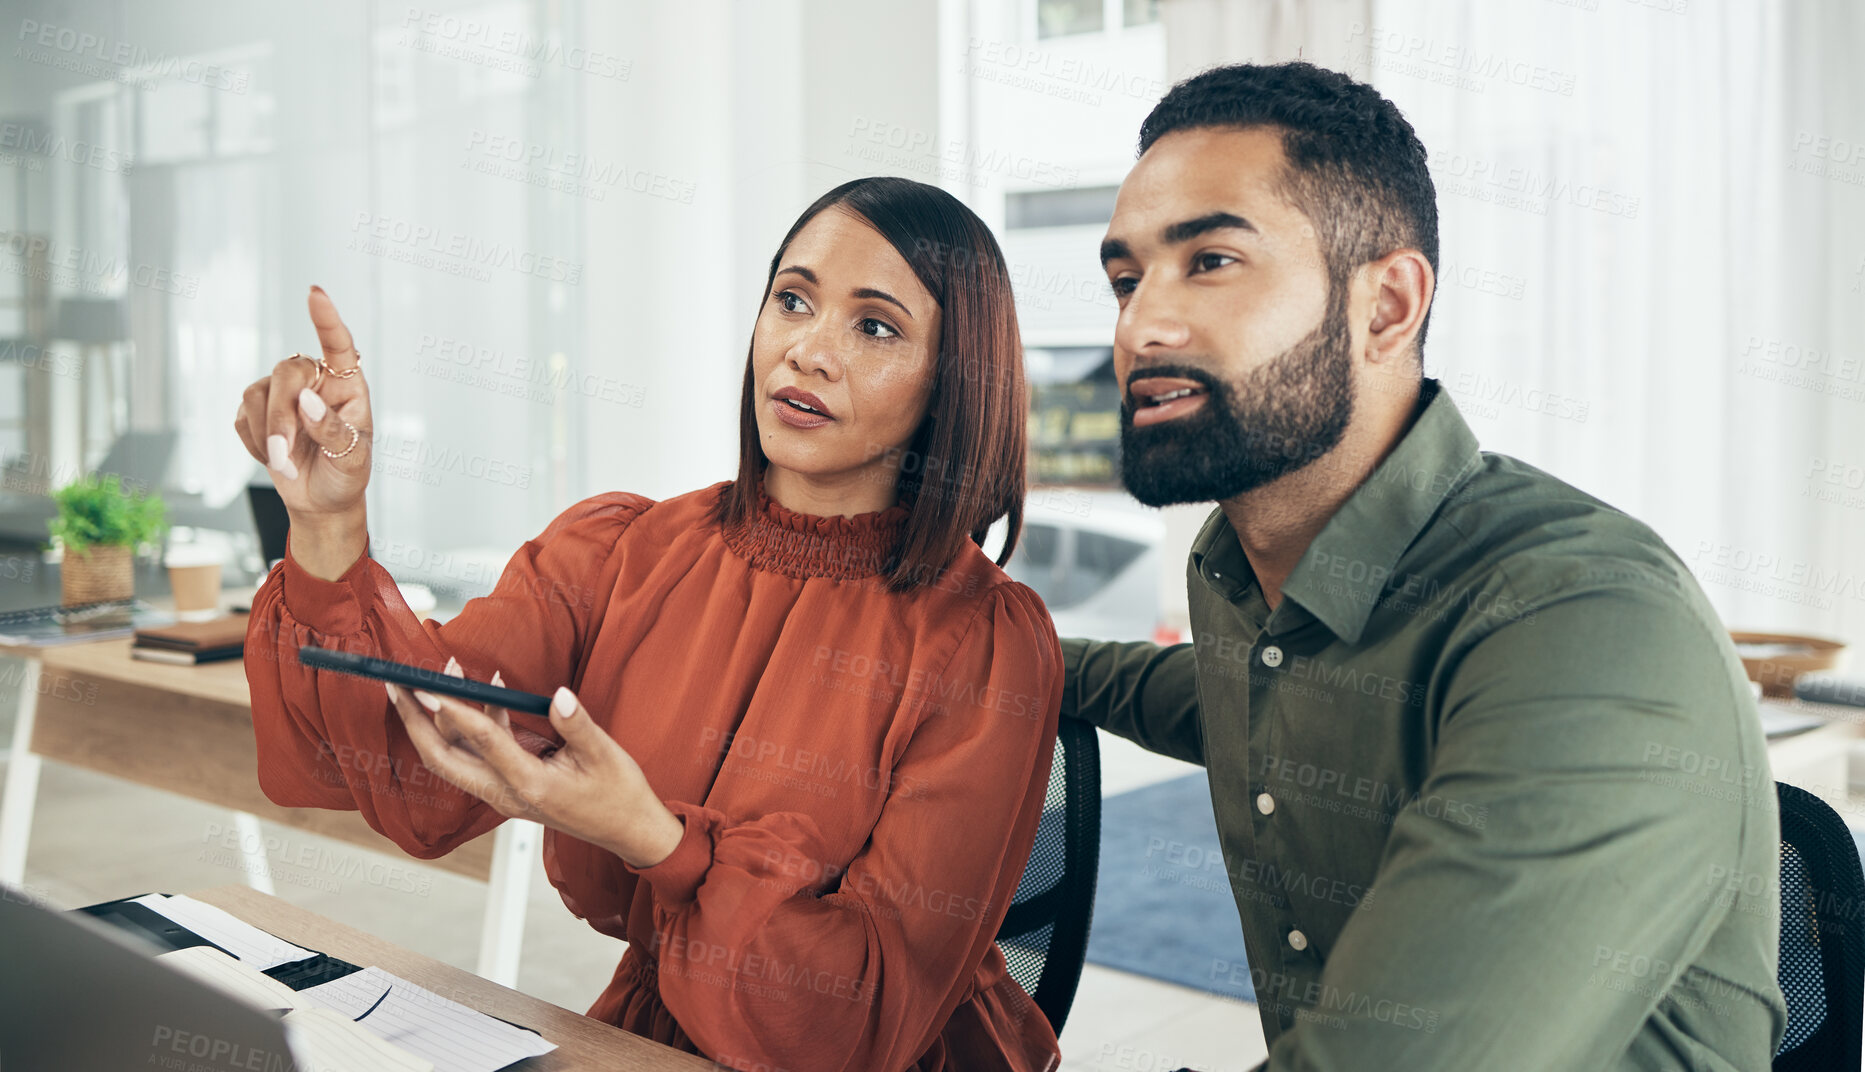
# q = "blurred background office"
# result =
<box><xmin>1</xmin><ymin>0</ymin><xmax>1861</xmax><ymax>643</ymax></box>
<box><xmin>1</xmin><ymin>0</ymin><xmax>1862</xmax><ymax>1066</ymax></box>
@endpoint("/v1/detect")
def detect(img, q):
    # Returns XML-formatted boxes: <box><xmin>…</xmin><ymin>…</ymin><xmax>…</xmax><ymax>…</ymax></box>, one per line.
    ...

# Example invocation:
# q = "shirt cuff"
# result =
<box><xmin>624</xmin><ymin>800</ymin><xmax>714</xmax><ymax>907</ymax></box>
<box><xmin>279</xmin><ymin>530</ymin><xmax>374</xmax><ymax>636</ymax></box>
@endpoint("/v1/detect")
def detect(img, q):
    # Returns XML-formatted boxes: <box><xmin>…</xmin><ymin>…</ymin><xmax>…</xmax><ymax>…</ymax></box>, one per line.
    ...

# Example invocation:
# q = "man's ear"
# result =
<box><xmin>1363</xmin><ymin>249</ymin><xmax>1434</xmax><ymax>365</ymax></box>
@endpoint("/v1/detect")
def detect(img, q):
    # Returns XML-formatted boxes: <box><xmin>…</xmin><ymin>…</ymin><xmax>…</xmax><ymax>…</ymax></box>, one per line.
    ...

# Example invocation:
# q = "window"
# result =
<box><xmin>1123</xmin><ymin>0</ymin><xmax>1159</xmax><ymax>26</ymax></box>
<box><xmin>1037</xmin><ymin>0</ymin><xmax>1103</xmax><ymax>39</ymax></box>
<box><xmin>1005</xmin><ymin>185</ymin><xmax>1120</xmax><ymax>229</ymax></box>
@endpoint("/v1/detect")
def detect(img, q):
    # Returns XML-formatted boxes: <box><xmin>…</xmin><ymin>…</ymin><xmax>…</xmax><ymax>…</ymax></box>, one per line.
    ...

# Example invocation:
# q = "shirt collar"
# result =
<box><xmin>1189</xmin><ymin>377</ymin><xmax>1483</xmax><ymax>645</ymax></box>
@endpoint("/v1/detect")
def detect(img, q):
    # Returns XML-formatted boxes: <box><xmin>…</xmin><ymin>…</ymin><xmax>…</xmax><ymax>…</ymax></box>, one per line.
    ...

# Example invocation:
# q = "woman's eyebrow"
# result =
<box><xmin>853</xmin><ymin>287</ymin><xmax>914</xmax><ymax>320</ymax></box>
<box><xmin>773</xmin><ymin>268</ymin><xmax>912</xmax><ymax>320</ymax></box>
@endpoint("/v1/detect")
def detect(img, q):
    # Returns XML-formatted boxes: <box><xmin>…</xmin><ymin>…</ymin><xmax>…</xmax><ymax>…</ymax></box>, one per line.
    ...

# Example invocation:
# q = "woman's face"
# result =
<box><xmin>751</xmin><ymin>207</ymin><xmax>941</xmax><ymax>507</ymax></box>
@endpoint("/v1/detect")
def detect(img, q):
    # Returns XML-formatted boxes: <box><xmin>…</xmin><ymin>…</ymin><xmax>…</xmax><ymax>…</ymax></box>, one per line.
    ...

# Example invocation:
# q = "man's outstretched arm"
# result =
<box><xmin>1061</xmin><ymin>636</ymin><xmax>1204</xmax><ymax>767</ymax></box>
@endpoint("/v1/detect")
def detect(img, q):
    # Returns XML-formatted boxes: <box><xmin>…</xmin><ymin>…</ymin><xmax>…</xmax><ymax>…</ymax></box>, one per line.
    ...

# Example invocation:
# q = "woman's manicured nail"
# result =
<box><xmin>266</xmin><ymin>435</ymin><xmax>299</xmax><ymax>479</ymax></box>
<box><xmin>414</xmin><ymin>690</ymin><xmax>441</xmax><ymax>712</ymax></box>
<box><xmin>385</xmin><ymin>681</ymin><xmax>400</xmax><ymax>703</ymax></box>
<box><xmin>444</xmin><ymin>656</ymin><xmax>463</xmax><ymax>677</ymax></box>
<box><xmin>298</xmin><ymin>387</ymin><xmax>326</xmax><ymax>421</ymax></box>
<box><xmin>491</xmin><ymin>671</ymin><xmax>505</xmax><ymax>687</ymax></box>
<box><xmin>552</xmin><ymin>687</ymin><xmax>577</xmax><ymax>718</ymax></box>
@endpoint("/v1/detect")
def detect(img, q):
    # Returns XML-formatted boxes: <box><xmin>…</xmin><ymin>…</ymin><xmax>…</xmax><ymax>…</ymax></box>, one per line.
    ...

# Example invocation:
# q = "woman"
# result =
<box><xmin>232</xmin><ymin>177</ymin><xmax>1062</xmax><ymax>1071</ymax></box>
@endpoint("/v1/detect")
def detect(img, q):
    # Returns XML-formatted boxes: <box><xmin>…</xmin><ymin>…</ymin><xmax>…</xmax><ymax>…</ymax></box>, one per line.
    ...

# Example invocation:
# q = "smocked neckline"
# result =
<box><xmin>720</xmin><ymin>472</ymin><xmax>909</xmax><ymax>580</ymax></box>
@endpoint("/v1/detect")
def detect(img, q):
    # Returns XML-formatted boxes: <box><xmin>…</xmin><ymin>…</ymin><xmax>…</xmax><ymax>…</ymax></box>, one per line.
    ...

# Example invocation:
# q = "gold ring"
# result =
<box><xmin>289</xmin><ymin>351</ymin><xmax>323</xmax><ymax>392</ymax></box>
<box><xmin>321</xmin><ymin>421</ymin><xmax>360</xmax><ymax>460</ymax></box>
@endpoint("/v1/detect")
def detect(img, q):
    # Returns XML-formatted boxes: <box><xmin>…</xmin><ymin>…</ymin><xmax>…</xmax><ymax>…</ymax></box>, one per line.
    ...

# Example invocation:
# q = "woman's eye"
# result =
<box><xmin>1191</xmin><ymin>252</ymin><xmax>1237</xmax><ymax>273</ymax></box>
<box><xmin>858</xmin><ymin>318</ymin><xmax>899</xmax><ymax>339</ymax></box>
<box><xmin>775</xmin><ymin>290</ymin><xmax>809</xmax><ymax>314</ymax></box>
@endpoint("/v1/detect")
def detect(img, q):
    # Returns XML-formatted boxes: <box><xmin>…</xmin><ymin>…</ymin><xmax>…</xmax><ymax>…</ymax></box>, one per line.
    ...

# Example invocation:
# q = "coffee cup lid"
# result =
<box><xmin>165</xmin><ymin>543</ymin><xmax>226</xmax><ymax>568</ymax></box>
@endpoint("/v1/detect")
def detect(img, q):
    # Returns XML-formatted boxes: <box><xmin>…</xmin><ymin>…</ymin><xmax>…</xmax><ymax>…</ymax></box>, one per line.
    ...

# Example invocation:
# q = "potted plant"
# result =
<box><xmin>48</xmin><ymin>474</ymin><xmax>167</xmax><ymax>606</ymax></box>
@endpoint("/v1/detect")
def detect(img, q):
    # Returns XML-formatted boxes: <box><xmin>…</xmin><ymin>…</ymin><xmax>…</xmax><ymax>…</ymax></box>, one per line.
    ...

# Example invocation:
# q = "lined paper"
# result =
<box><xmin>133</xmin><ymin>893</ymin><xmax>317</xmax><ymax>969</ymax></box>
<box><xmin>157</xmin><ymin>945</ymin><xmax>304</xmax><ymax>1011</ymax></box>
<box><xmin>301</xmin><ymin>966</ymin><xmax>557</xmax><ymax>1072</ymax></box>
<box><xmin>285</xmin><ymin>1007</ymin><xmax>437</xmax><ymax>1072</ymax></box>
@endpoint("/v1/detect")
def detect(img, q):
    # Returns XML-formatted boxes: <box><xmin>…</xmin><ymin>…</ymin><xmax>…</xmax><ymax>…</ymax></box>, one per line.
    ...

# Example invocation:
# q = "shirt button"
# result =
<box><xmin>1256</xmin><ymin>792</ymin><xmax>1276</xmax><ymax>815</ymax></box>
<box><xmin>1287</xmin><ymin>928</ymin><xmax>1309</xmax><ymax>952</ymax></box>
<box><xmin>1261</xmin><ymin>645</ymin><xmax>1283</xmax><ymax>668</ymax></box>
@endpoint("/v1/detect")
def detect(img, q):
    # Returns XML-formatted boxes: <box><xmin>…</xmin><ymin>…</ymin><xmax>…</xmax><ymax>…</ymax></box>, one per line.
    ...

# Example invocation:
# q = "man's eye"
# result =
<box><xmin>1192</xmin><ymin>252</ymin><xmax>1237</xmax><ymax>273</ymax></box>
<box><xmin>858</xmin><ymin>318</ymin><xmax>899</xmax><ymax>339</ymax></box>
<box><xmin>1109</xmin><ymin>276</ymin><xmax>1138</xmax><ymax>298</ymax></box>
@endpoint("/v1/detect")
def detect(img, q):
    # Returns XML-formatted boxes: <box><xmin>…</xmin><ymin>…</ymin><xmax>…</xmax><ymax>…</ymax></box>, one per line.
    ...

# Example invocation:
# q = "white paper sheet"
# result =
<box><xmin>300</xmin><ymin>966</ymin><xmax>557</xmax><ymax>1072</ymax></box>
<box><xmin>132</xmin><ymin>893</ymin><xmax>318</xmax><ymax>970</ymax></box>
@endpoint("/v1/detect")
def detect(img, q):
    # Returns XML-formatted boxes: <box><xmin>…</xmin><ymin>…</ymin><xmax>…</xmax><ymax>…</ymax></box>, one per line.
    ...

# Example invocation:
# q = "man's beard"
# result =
<box><xmin>1119</xmin><ymin>283</ymin><xmax>1355</xmax><ymax>507</ymax></box>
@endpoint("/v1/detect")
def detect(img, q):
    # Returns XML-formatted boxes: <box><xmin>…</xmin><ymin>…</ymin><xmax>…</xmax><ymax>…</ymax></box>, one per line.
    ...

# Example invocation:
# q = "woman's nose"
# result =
<box><xmin>787</xmin><ymin>326</ymin><xmax>841</xmax><ymax>377</ymax></box>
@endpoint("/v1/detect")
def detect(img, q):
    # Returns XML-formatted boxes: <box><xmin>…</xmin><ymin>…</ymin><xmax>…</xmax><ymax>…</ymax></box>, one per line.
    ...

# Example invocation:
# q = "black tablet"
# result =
<box><xmin>297</xmin><ymin>645</ymin><xmax>555</xmax><ymax>715</ymax></box>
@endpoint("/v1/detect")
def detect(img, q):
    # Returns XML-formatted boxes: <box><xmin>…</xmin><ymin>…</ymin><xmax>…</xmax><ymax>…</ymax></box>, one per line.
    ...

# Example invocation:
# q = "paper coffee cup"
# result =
<box><xmin>166</xmin><ymin>543</ymin><xmax>225</xmax><ymax>622</ymax></box>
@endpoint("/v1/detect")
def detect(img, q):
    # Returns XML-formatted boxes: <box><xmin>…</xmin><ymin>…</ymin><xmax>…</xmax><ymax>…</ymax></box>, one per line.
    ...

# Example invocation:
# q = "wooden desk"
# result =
<box><xmin>1763</xmin><ymin>696</ymin><xmax>1865</xmax><ymax>810</ymax></box>
<box><xmin>0</xmin><ymin>632</ymin><xmax>541</xmax><ymax>984</ymax></box>
<box><xmin>190</xmin><ymin>885</ymin><xmax>715</xmax><ymax>1071</ymax></box>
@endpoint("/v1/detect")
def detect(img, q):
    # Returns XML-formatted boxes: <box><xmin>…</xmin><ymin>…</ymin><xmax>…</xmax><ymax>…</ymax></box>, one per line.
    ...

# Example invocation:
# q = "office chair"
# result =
<box><xmin>996</xmin><ymin>717</ymin><xmax>1100</xmax><ymax>1035</ymax></box>
<box><xmin>1774</xmin><ymin>781</ymin><xmax>1865</xmax><ymax>1071</ymax></box>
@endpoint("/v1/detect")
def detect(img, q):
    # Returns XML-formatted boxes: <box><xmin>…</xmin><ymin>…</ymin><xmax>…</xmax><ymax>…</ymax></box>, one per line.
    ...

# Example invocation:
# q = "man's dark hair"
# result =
<box><xmin>1138</xmin><ymin>62</ymin><xmax>1440</xmax><ymax>356</ymax></box>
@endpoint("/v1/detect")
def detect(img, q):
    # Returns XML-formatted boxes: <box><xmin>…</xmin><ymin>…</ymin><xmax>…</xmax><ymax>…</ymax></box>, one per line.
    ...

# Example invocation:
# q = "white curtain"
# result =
<box><xmin>1161</xmin><ymin>0</ymin><xmax>1865</xmax><ymax>646</ymax></box>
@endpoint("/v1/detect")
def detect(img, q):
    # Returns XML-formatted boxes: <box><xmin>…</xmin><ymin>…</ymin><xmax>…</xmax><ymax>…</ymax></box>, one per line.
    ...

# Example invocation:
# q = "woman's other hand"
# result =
<box><xmin>387</xmin><ymin>681</ymin><xmax>685</xmax><ymax>868</ymax></box>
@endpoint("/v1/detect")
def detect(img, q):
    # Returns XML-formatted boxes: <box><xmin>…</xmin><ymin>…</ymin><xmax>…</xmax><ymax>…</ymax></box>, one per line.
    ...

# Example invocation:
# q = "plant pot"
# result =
<box><xmin>61</xmin><ymin>543</ymin><xmax>135</xmax><ymax>606</ymax></box>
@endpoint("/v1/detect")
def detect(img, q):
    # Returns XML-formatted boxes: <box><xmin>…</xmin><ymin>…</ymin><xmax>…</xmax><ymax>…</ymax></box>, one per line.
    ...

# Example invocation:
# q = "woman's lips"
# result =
<box><xmin>771</xmin><ymin>397</ymin><xmax>833</xmax><ymax>429</ymax></box>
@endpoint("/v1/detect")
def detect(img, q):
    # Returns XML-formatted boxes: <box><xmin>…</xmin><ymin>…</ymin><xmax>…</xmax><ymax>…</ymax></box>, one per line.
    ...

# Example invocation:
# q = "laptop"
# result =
<box><xmin>0</xmin><ymin>885</ymin><xmax>295</xmax><ymax>1072</ymax></box>
<box><xmin>247</xmin><ymin>484</ymin><xmax>291</xmax><ymax>569</ymax></box>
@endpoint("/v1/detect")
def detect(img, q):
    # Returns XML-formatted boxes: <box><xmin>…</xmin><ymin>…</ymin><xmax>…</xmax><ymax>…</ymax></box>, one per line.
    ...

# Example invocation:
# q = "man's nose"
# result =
<box><xmin>1116</xmin><ymin>277</ymin><xmax>1193</xmax><ymax>355</ymax></box>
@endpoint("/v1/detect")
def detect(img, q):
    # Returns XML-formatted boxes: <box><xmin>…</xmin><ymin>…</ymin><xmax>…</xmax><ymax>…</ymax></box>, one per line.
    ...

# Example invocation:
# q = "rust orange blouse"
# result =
<box><xmin>246</xmin><ymin>476</ymin><xmax>1064</xmax><ymax>1072</ymax></box>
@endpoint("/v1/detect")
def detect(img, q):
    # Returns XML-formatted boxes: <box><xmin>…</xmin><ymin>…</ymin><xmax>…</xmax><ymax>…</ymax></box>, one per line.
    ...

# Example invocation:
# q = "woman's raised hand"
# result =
<box><xmin>233</xmin><ymin>285</ymin><xmax>373</xmax><ymax>578</ymax></box>
<box><xmin>234</xmin><ymin>285</ymin><xmax>373</xmax><ymax>517</ymax></box>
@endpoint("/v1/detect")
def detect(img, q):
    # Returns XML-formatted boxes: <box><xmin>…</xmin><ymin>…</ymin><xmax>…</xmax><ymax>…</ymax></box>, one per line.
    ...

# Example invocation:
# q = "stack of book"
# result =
<box><xmin>131</xmin><ymin>613</ymin><xmax>249</xmax><ymax>664</ymax></box>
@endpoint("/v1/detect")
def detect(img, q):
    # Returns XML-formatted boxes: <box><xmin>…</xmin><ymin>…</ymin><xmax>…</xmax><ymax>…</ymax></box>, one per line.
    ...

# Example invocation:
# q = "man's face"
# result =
<box><xmin>1101</xmin><ymin>126</ymin><xmax>1357</xmax><ymax>507</ymax></box>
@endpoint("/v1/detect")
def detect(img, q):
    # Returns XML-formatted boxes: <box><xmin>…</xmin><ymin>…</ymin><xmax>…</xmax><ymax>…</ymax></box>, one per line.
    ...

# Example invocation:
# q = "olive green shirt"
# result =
<box><xmin>1062</xmin><ymin>378</ymin><xmax>1787</xmax><ymax>1071</ymax></box>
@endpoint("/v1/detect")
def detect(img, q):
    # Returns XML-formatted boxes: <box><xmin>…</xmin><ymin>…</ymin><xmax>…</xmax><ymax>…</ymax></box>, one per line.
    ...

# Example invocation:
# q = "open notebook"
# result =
<box><xmin>159</xmin><ymin>945</ymin><xmax>556</xmax><ymax>1072</ymax></box>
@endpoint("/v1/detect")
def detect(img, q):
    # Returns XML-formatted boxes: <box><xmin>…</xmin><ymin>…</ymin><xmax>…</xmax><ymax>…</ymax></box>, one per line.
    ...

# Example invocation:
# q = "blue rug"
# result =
<box><xmin>1086</xmin><ymin>773</ymin><xmax>1255</xmax><ymax>1001</ymax></box>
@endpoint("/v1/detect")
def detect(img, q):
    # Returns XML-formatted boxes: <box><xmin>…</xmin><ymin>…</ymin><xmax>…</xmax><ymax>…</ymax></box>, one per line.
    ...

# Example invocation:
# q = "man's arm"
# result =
<box><xmin>1061</xmin><ymin>637</ymin><xmax>1204</xmax><ymax>766</ymax></box>
<box><xmin>1262</xmin><ymin>576</ymin><xmax>1785</xmax><ymax>1070</ymax></box>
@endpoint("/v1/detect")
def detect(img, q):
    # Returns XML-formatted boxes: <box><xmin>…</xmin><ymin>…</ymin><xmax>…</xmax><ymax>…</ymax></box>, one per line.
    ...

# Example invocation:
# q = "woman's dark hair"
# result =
<box><xmin>717</xmin><ymin>176</ymin><xmax>1027</xmax><ymax>592</ymax></box>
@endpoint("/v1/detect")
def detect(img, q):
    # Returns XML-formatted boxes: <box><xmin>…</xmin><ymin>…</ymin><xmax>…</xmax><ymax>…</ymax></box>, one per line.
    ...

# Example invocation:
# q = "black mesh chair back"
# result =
<box><xmin>996</xmin><ymin>717</ymin><xmax>1100</xmax><ymax>1035</ymax></box>
<box><xmin>1774</xmin><ymin>781</ymin><xmax>1865</xmax><ymax>1071</ymax></box>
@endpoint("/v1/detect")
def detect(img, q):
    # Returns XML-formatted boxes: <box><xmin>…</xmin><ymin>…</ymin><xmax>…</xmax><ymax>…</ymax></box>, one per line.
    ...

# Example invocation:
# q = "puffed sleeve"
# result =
<box><xmin>624</xmin><ymin>581</ymin><xmax>1064</xmax><ymax>1072</ymax></box>
<box><xmin>245</xmin><ymin>492</ymin><xmax>651</xmax><ymax>858</ymax></box>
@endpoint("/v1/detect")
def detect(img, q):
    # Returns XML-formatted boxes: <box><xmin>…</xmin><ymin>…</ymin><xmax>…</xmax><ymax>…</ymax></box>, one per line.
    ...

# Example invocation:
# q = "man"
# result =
<box><xmin>1064</xmin><ymin>62</ymin><xmax>1786</xmax><ymax>1069</ymax></box>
